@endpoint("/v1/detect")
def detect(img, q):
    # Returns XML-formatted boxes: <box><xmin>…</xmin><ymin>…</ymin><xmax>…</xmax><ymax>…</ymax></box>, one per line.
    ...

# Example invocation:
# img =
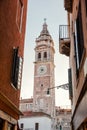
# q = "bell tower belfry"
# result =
<box><xmin>33</xmin><ymin>20</ymin><xmax>55</xmax><ymax>117</ymax></box>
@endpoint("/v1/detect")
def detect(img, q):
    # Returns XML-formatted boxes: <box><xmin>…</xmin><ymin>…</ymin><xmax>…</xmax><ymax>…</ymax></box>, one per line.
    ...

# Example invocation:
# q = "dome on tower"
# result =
<box><xmin>40</xmin><ymin>19</ymin><xmax>50</xmax><ymax>36</ymax></box>
<box><xmin>36</xmin><ymin>19</ymin><xmax>53</xmax><ymax>42</ymax></box>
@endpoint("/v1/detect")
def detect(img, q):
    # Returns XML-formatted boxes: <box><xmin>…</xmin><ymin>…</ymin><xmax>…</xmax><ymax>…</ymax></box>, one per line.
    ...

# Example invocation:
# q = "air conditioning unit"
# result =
<box><xmin>84</xmin><ymin>58</ymin><xmax>87</xmax><ymax>77</ymax></box>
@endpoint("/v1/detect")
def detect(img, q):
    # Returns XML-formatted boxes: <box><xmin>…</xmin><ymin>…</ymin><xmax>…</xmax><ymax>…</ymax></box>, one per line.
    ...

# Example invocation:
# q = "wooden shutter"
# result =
<box><xmin>11</xmin><ymin>47</ymin><xmax>19</xmax><ymax>88</ymax></box>
<box><xmin>68</xmin><ymin>68</ymin><xmax>73</xmax><ymax>99</ymax></box>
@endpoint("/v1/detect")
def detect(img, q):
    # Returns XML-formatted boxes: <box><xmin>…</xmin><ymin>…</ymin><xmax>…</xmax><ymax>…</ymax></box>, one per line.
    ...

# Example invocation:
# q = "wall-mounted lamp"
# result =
<box><xmin>47</xmin><ymin>83</ymin><xmax>69</xmax><ymax>95</ymax></box>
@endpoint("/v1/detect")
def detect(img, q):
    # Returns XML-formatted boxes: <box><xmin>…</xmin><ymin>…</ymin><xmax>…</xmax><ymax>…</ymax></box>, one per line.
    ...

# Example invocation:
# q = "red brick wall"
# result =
<box><xmin>0</xmin><ymin>0</ymin><xmax>27</xmax><ymax>117</ymax></box>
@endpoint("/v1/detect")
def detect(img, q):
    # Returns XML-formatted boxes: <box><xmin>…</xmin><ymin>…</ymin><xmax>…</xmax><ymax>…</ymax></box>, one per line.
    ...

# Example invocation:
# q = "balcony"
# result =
<box><xmin>59</xmin><ymin>25</ymin><xmax>70</xmax><ymax>56</ymax></box>
<box><xmin>64</xmin><ymin>0</ymin><xmax>72</xmax><ymax>13</ymax></box>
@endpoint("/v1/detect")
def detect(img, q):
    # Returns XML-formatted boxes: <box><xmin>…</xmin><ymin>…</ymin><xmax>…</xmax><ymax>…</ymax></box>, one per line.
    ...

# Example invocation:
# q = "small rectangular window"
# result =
<box><xmin>16</xmin><ymin>0</ymin><xmax>23</xmax><ymax>33</ymax></box>
<box><xmin>38</xmin><ymin>53</ymin><xmax>41</xmax><ymax>60</ymax></box>
<box><xmin>20</xmin><ymin>123</ymin><xmax>24</xmax><ymax>129</ymax></box>
<box><xmin>35</xmin><ymin>123</ymin><xmax>39</xmax><ymax>130</ymax></box>
<box><xmin>44</xmin><ymin>52</ymin><xmax>47</xmax><ymax>58</ymax></box>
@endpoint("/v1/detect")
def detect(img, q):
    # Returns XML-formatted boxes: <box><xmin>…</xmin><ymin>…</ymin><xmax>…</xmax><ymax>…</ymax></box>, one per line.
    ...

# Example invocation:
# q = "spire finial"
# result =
<box><xmin>44</xmin><ymin>18</ymin><xmax>46</xmax><ymax>23</ymax></box>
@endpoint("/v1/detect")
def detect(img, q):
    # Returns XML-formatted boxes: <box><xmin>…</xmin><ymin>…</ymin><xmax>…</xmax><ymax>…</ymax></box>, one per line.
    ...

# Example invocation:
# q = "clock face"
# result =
<box><xmin>37</xmin><ymin>65</ymin><xmax>47</xmax><ymax>75</ymax></box>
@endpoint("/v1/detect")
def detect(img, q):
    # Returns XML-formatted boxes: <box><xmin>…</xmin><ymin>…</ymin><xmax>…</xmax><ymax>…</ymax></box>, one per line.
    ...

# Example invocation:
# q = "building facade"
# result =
<box><xmin>59</xmin><ymin>0</ymin><xmax>87</xmax><ymax>130</ymax></box>
<box><xmin>19</xmin><ymin>98</ymin><xmax>33</xmax><ymax>112</ymax></box>
<box><xmin>0</xmin><ymin>0</ymin><xmax>27</xmax><ymax>129</ymax></box>
<box><xmin>18</xmin><ymin>98</ymin><xmax>52</xmax><ymax>130</ymax></box>
<box><xmin>55</xmin><ymin>107</ymin><xmax>71</xmax><ymax>130</ymax></box>
<box><xmin>19</xmin><ymin>113</ymin><xmax>52</xmax><ymax>130</ymax></box>
<box><xmin>33</xmin><ymin>20</ymin><xmax>55</xmax><ymax>118</ymax></box>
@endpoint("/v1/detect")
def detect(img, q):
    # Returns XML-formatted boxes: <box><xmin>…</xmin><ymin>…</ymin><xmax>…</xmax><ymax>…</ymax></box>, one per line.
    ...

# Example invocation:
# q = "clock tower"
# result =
<box><xmin>33</xmin><ymin>20</ymin><xmax>55</xmax><ymax>117</ymax></box>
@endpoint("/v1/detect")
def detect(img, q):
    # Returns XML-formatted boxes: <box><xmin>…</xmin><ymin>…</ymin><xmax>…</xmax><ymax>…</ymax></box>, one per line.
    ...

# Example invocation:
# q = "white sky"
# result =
<box><xmin>21</xmin><ymin>0</ymin><xmax>71</xmax><ymax>108</ymax></box>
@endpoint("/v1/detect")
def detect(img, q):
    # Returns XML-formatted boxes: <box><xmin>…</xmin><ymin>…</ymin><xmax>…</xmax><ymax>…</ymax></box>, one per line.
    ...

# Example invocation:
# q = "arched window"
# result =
<box><xmin>38</xmin><ymin>52</ymin><xmax>41</xmax><ymax>60</ymax></box>
<box><xmin>44</xmin><ymin>52</ymin><xmax>47</xmax><ymax>58</ymax></box>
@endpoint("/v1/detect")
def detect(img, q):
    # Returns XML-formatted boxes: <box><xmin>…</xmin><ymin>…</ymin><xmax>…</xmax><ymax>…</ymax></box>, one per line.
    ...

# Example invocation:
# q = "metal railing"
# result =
<box><xmin>59</xmin><ymin>25</ymin><xmax>70</xmax><ymax>41</ymax></box>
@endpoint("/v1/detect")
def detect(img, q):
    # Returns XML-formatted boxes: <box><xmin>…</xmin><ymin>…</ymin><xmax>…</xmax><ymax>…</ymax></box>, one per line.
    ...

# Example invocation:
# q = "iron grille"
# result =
<box><xmin>59</xmin><ymin>25</ymin><xmax>70</xmax><ymax>41</ymax></box>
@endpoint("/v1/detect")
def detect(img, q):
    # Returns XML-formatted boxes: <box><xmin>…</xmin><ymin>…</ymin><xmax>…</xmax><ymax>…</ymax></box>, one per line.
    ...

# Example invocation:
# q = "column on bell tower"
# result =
<box><xmin>33</xmin><ymin>20</ymin><xmax>55</xmax><ymax>117</ymax></box>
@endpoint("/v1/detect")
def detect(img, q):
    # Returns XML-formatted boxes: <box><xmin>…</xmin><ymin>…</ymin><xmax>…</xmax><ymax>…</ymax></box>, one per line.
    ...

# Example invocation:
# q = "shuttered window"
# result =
<box><xmin>11</xmin><ymin>47</ymin><xmax>23</xmax><ymax>89</ymax></box>
<box><xmin>68</xmin><ymin>68</ymin><xmax>73</xmax><ymax>99</ymax></box>
<box><xmin>74</xmin><ymin>1</ymin><xmax>84</xmax><ymax>78</ymax></box>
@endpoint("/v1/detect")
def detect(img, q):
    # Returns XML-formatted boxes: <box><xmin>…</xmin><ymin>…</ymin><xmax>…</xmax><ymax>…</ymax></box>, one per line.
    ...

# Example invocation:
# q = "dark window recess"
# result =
<box><xmin>85</xmin><ymin>0</ymin><xmax>87</xmax><ymax>16</ymax></box>
<box><xmin>41</xmin><ymin>84</ymin><xmax>43</xmax><ymax>87</ymax></box>
<box><xmin>68</xmin><ymin>68</ymin><xmax>73</xmax><ymax>99</ymax></box>
<box><xmin>74</xmin><ymin>1</ymin><xmax>84</xmax><ymax>77</ymax></box>
<box><xmin>38</xmin><ymin>53</ymin><xmax>41</xmax><ymax>60</ymax></box>
<box><xmin>35</xmin><ymin>123</ymin><xmax>39</xmax><ymax>130</ymax></box>
<box><xmin>44</xmin><ymin>52</ymin><xmax>47</xmax><ymax>58</ymax></box>
<box><xmin>20</xmin><ymin>123</ymin><xmax>24</xmax><ymax>129</ymax></box>
<box><xmin>0</xmin><ymin>118</ymin><xmax>3</xmax><ymax>130</ymax></box>
<box><xmin>60</xmin><ymin>125</ymin><xmax>62</xmax><ymax>130</ymax></box>
<box><xmin>11</xmin><ymin>47</ymin><xmax>23</xmax><ymax>89</ymax></box>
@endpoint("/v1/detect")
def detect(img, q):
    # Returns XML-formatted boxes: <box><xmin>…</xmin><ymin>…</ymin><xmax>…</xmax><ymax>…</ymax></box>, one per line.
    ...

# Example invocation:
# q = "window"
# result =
<box><xmin>74</xmin><ymin>1</ymin><xmax>84</xmax><ymax>77</ymax></box>
<box><xmin>44</xmin><ymin>52</ymin><xmax>47</xmax><ymax>58</ymax></box>
<box><xmin>16</xmin><ymin>0</ymin><xmax>23</xmax><ymax>32</ymax></box>
<box><xmin>11</xmin><ymin>47</ymin><xmax>23</xmax><ymax>89</ymax></box>
<box><xmin>85</xmin><ymin>0</ymin><xmax>87</xmax><ymax>16</ymax></box>
<box><xmin>40</xmin><ymin>84</ymin><xmax>43</xmax><ymax>87</ymax></box>
<box><xmin>38</xmin><ymin>53</ymin><xmax>41</xmax><ymax>60</ymax></box>
<box><xmin>35</xmin><ymin>123</ymin><xmax>39</xmax><ymax>130</ymax></box>
<box><xmin>68</xmin><ymin>68</ymin><xmax>73</xmax><ymax>99</ymax></box>
<box><xmin>11</xmin><ymin>47</ymin><xmax>19</xmax><ymax>88</ymax></box>
<box><xmin>0</xmin><ymin>118</ymin><xmax>3</xmax><ymax>130</ymax></box>
<box><xmin>20</xmin><ymin>123</ymin><xmax>24</xmax><ymax>129</ymax></box>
